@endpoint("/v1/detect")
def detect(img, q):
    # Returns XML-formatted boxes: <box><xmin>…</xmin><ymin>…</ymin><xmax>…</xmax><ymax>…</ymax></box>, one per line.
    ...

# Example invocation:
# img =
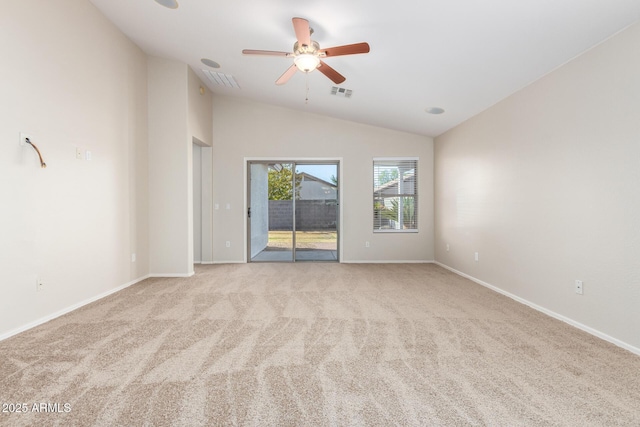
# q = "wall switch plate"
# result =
<box><xmin>446</xmin><ymin>244</ymin><xmax>450</xmax><ymax>252</ymax></box>
<box><xmin>85</xmin><ymin>150</ymin><xmax>92</xmax><ymax>161</ymax></box>
<box><xmin>214</xmin><ymin>204</ymin><xmax>219</xmax><ymax>210</ymax></box>
<box><xmin>365</xmin><ymin>241</ymin><xmax>370</xmax><ymax>248</ymax></box>
<box><xmin>474</xmin><ymin>252</ymin><xmax>479</xmax><ymax>262</ymax></box>
<box><xmin>575</xmin><ymin>280</ymin><xmax>583</xmax><ymax>295</ymax></box>
<box><xmin>226</xmin><ymin>241</ymin><xmax>231</xmax><ymax>248</ymax></box>
<box><xmin>76</xmin><ymin>147</ymin><xmax>83</xmax><ymax>160</ymax></box>
<box><xmin>226</xmin><ymin>203</ymin><xmax>231</xmax><ymax>210</ymax></box>
<box><xmin>36</xmin><ymin>276</ymin><xmax>43</xmax><ymax>292</ymax></box>
<box><xmin>131</xmin><ymin>253</ymin><xmax>136</xmax><ymax>262</ymax></box>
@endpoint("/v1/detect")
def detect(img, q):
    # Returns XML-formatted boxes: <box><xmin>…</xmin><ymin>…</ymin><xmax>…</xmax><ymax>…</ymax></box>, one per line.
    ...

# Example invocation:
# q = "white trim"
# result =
<box><xmin>148</xmin><ymin>272</ymin><xmax>195</xmax><ymax>278</ymax></box>
<box><xmin>200</xmin><ymin>261</ymin><xmax>216</xmax><ymax>265</ymax></box>
<box><xmin>244</xmin><ymin>157</ymin><xmax>345</xmax><ymax>161</ymax></box>
<box><xmin>343</xmin><ymin>260</ymin><xmax>434</xmax><ymax>264</ymax></box>
<box><xmin>373</xmin><ymin>156</ymin><xmax>419</xmax><ymax>161</ymax></box>
<box><xmin>243</xmin><ymin>160</ymin><xmax>248</xmax><ymax>263</ymax></box>
<box><xmin>211</xmin><ymin>260</ymin><xmax>245</xmax><ymax>264</ymax></box>
<box><xmin>0</xmin><ymin>274</ymin><xmax>151</xmax><ymax>343</ymax></box>
<box><xmin>434</xmin><ymin>261</ymin><xmax>640</xmax><ymax>357</ymax></box>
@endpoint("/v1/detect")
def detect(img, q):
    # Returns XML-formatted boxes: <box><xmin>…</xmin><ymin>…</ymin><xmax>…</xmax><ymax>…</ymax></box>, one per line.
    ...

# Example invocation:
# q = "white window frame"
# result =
<box><xmin>373</xmin><ymin>157</ymin><xmax>418</xmax><ymax>233</ymax></box>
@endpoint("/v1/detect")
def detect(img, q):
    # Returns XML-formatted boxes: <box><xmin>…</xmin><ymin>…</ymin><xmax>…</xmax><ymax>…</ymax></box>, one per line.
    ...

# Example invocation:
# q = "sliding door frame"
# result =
<box><xmin>244</xmin><ymin>157</ymin><xmax>343</xmax><ymax>263</ymax></box>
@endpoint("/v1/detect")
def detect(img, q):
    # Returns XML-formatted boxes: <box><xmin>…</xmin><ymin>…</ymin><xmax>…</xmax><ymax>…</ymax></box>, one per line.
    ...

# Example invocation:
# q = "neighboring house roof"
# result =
<box><xmin>297</xmin><ymin>172</ymin><xmax>337</xmax><ymax>188</ymax></box>
<box><xmin>297</xmin><ymin>172</ymin><xmax>337</xmax><ymax>200</ymax></box>
<box><xmin>375</xmin><ymin>173</ymin><xmax>416</xmax><ymax>196</ymax></box>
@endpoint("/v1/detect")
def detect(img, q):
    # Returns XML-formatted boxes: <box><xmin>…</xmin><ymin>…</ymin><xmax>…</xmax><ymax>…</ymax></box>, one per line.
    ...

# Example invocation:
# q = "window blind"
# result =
<box><xmin>373</xmin><ymin>158</ymin><xmax>418</xmax><ymax>232</ymax></box>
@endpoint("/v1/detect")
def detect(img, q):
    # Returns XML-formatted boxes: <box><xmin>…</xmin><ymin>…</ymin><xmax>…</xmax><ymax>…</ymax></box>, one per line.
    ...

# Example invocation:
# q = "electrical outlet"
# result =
<box><xmin>365</xmin><ymin>241</ymin><xmax>370</xmax><ymax>248</ymax></box>
<box><xmin>76</xmin><ymin>147</ymin><xmax>83</xmax><ymax>160</ymax></box>
<box><xmin>575</xmin><ymin>280</ymin><xmax>583</xmax><ymax>295</ymax></box>
<box><xmin>226</xmin><ymin>241</ymin><xmax>231</xmax><ymax>248</ymax></box>
<box><xmin>474</xmin><ymin>252</ymin><xmax>479</xmax><ymax>262</ymax></box>
<box><xmin>131</xmin><ymin>253</ymin><xmax>136</xmax><ymax>262</ymax></box>
<box><xmin>446</xmin><ymin>244</ymin><xmax>450</xmax><ymax>252</ymax></box>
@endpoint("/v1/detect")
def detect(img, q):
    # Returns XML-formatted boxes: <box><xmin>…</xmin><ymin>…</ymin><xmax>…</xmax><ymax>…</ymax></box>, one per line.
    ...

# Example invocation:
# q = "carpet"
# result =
<box><xmin>1</xmin><ymin>263</ymin><xmax>639</xmax><ymax>426</ymax></box>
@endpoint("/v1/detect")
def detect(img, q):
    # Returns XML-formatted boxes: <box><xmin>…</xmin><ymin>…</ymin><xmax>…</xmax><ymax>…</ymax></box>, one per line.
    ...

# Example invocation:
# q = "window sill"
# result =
<box><xmin>373</xmin><ymin>229</ymin><xmax>419</xmax><ymax>233</ymax></box>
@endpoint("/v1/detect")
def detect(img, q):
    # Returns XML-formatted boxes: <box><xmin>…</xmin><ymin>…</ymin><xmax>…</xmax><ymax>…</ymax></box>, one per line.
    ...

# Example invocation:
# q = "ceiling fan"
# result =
<box><xmin>242</xmin><ymin>17</ymin><xmax>370</xmax><ymax>85</ymax></box>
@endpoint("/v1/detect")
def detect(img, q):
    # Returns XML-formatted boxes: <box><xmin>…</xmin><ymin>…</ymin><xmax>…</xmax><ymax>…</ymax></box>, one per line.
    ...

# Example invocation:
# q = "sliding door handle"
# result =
<box><xmin>248</xmin><ymin>207</ymin><xmax>251</xmax><ymax>218</ymax></box>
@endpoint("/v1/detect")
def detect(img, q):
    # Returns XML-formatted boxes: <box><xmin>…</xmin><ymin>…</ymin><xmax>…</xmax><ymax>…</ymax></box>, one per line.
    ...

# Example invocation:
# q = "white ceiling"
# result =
<box><xmin>89</xmin><ymin>0</ymin><xmax>640</xmax><ymax>137</ymax></box>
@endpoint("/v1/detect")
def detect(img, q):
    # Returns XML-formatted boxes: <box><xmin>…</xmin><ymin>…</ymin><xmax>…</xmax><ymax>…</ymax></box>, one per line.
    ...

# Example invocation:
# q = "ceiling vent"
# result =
<box><xmin>202</xmin><ymin>69</ymin><xmax>240</xmax><ymax>88</ymax></box>
<box><xmin>331</xmin><ymin>86</ymin><xmax>352</xmax><ymax>98</ymax></box>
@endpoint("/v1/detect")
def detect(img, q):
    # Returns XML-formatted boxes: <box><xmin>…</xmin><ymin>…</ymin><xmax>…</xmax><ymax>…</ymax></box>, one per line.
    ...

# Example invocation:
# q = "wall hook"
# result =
<box><xmin>25</xmin><ymin>137</ymin><xmax>47</xmax><ymax>168</ymax></box>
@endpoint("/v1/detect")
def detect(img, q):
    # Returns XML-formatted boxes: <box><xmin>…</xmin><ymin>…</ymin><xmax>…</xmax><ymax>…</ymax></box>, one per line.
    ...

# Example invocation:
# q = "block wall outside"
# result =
<box><xmin>269</xmin><ymin>200</ymin><xmax>337</xmax><ymax>231</ymax></box>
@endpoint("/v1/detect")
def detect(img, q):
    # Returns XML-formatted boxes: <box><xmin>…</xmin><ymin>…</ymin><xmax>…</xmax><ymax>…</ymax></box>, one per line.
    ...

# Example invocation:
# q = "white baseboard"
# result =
<box><xmin>148</xmin><ymin>272</ymin><xmax>195</xmax><ymax>278</ymax></box>
<box><xmin>199</xmin><ymin>261</ymin><xmax>216</xmax><ymax>265</ymax></box>
<box><xmin>211</xmin><ymin>261</ymin><xmax>245</xmax><ymax>264</ymax></box>
<box><xmin>205</xmin><ymin>260</ymin><xmax>434</xmax><ymax>265</ymax></box>
<box><xmin>434</xmin><ymin>261</ymin><xmax>640</xmax><ymax>357</ymax></box>
<box><xmin>342</xmin><ymin>260</ymin><xmax>434</xmax><ymax>264</ymax></box>
<box><xmin>0</xmin><ymin>274</ymin><xmax>150</xmax><ymax>343</ymax></box>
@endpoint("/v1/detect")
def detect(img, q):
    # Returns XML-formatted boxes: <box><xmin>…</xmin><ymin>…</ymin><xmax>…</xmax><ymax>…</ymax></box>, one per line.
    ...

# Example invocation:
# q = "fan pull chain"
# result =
<box><xmin>305</xmin><ymin>73</ymin><xmax>310</xmax><ymax>104</ymax></box>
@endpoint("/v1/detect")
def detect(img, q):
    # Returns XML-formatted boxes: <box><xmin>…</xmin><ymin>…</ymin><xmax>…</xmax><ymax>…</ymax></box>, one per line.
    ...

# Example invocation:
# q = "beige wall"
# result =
<box><xmin>188</xmin><ymin>67</ymin><xmax>213</xmax><ymax>146</ymax></box>
<box><xmin>212</xmin><ymin>96</ymin><xmax>434</xmax><ymax>263</ymax></box>
<box><xmin>193</xmin><ymin>145</ymin><xmax>202</xmax><ymax>262</ymax></box>
<box><xmin>148</xmin><ymin>60</ymin><xmax>213</xmax><ymax>274</ymax></box>
<box><xmin>148</xmin><ymin>57</ymin><xmax>191</xmax><ymax>276</ymax></box>
<box><xmin>188</xmin><ymin>67</ymin><xmax>213</xmax><ymax>265</ymax></box>
<box><xmin>0</xmin><ymin>0</ymin><xmax>148</xmax><ymax>337</ymax></box>
<box><xmin>435</xmin><ymin>23</ymin><xmax>640</xmax><ymax>352</ymax></box>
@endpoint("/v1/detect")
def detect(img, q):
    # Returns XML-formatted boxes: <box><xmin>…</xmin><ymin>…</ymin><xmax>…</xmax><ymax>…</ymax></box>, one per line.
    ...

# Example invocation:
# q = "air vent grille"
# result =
<box><xmin>330</xmin><ymin>86</ymin><xmax>352</xmax><ymax>98</ymax></box>
<box><xmin>202</xmin><ymin>69</ymin><xmax>240</xmax><ymax>88</ymax></box>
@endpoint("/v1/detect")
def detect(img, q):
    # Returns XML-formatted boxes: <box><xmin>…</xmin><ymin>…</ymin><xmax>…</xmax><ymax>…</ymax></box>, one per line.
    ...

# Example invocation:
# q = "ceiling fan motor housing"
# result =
<box><xmin>293</xmin><ymin>40</ymin><xmax>321</xmax><ymax>72</ymax></box>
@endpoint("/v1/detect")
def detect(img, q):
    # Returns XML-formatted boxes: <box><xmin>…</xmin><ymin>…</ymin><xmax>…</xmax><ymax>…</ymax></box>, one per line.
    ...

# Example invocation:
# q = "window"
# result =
<box><xmin>373</xmin><ymin>158</ymin><xmax>418</xmax><ymax>232</ymax></box>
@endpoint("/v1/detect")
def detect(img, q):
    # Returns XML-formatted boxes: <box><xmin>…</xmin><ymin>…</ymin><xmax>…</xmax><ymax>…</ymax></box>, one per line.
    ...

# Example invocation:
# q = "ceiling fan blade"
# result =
<box><xmin>276</xmin><ymin>64</ymin><xmax>298</xmax><ymax>85</ymax></box>
<box><xmin>242</xmin><ymin>49</ymin><xmax>292</xmax><ymax>57</ymax></box>
<box><xmin>317</xmin><ymin>60</ymin><xmax>346</xmax><ymax>84</ymax></box>
<box><xmin>321</xmin><ymin>42</ymin><xmax>370</xmax><ymax>57</ymax></box>
<box><xmin>292</xmin><ymin>17</ymin><xmax>311</xmax><ymax>47</ymax></box>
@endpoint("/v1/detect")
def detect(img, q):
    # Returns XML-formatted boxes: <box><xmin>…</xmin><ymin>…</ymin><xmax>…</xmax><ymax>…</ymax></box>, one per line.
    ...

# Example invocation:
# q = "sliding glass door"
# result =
<box><xmin>248</xmin><ymin>161</ymin><xmax>339</xmax><ymax>262</ymax></box>
<box><xmin>294</xmin><ymin>163</ymin><xmax>338</xmax><ymax>261</ymax></box>
<box><xmin>249</xmin><ymin>162</ymin><xmax>294</xmax><ymax>261</ymax></box>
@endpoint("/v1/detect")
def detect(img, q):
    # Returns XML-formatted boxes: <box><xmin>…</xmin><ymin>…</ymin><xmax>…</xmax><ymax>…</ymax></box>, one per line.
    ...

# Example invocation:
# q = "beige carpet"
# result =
<box><xmin>1</xmin><ymin>263</ymin><xmax>639</xmax><ymax>426</ymax></box>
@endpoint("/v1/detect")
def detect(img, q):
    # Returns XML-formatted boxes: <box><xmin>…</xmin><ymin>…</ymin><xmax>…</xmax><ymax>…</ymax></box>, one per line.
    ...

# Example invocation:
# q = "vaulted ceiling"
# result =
<box><xmin>89</xmin><ymin>0</ymin><xmax>640</xmax><ymax>137</ymax></box>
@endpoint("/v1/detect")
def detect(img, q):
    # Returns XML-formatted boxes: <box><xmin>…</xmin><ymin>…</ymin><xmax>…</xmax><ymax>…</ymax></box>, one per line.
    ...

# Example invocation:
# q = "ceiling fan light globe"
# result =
<box><xmin>294</xmin><ymin>54</ymin><xmax>320</xmax><ymax>72</ymax></box>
